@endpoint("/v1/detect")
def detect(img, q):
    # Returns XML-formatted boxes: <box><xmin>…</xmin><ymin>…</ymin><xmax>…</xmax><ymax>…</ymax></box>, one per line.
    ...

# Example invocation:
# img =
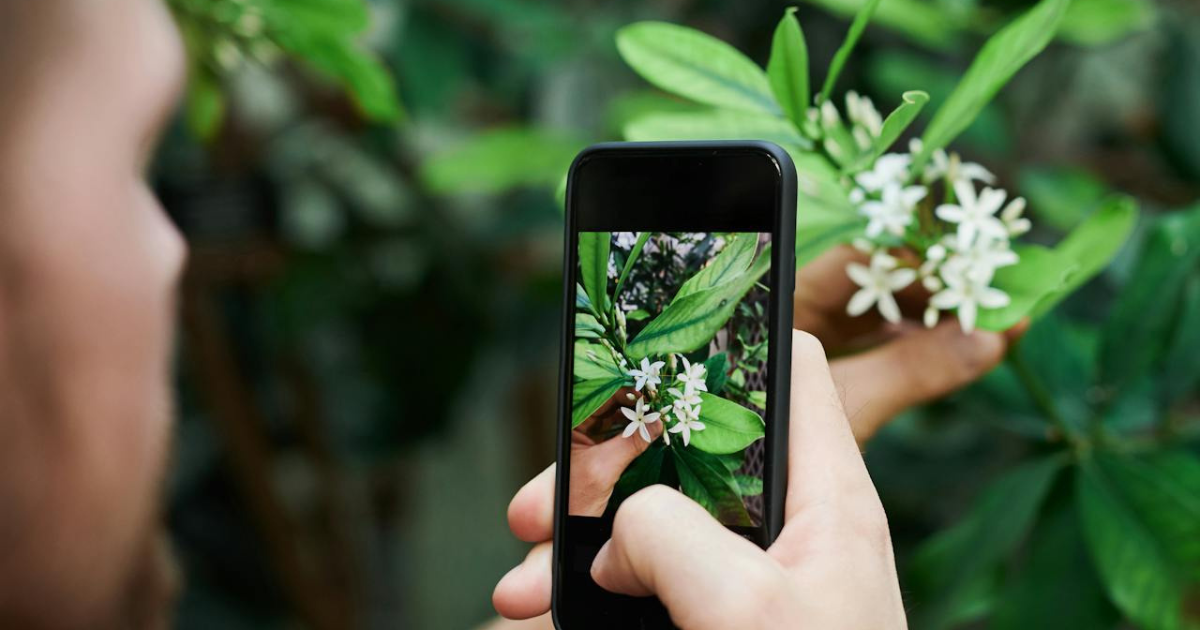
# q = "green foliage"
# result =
<box><xmin>1059</xmin><ymin>0</ymin><xmax>1157</xmax><ymax>46</ymax></box>
<box><xmin>688</xmin><ymin>393</ymin><xmax>766</xmax><ymax>455</ymax></box>
<box><xmin>673</xmin><ymin>444</ymin><xmax>753</xmax><ymax>526</ymax></box>
<box><xmin>976</xmin><ymin>245</ymin><xmax>1076</xmax><ymax>332</ymax></box>
<box><xmin>914</xmin><ymin>0</ymin><xmax>1070</xmax><ymax>170</ymax></box>
<box><xmin>803</xmin><ymin>0</ymin><xmax>961</xmax><ymax>50</ymax></box>
<box><xmin>767</xmin><ymin>9</ymin><xmax>811</xmax><ymax>128</ymax></box>
<box><xmin>1019</xmin><ymin>166</ymin><xmax>1112</xmax><ymax>231</ymax></box>
<box><xmin>571</xmin><ymin>376</ymin><xmax>627</xmax><ymax>428</ymax></box>
<box><xmin>624</xmin><ymin>110</ymin><xmax>810</xmax><ymax>153</ymax></box>
<box><xmin>420</xmin><ymin>128</ymin><xmax>585</xmax><ymax>195</ymax></box>
<box><xmin>819</xmin><ymin>0</ymin><xmax>883</xmax><ymax>103</ymax></box>
<box><xmin>579</xmin><ymin>231</ymin><xmax>612</xmax><ymax>320</ymax></box>
<box><xmin>852</xmin><ymin>90</ymin><xmax>929</xmax><ymax>171</ymax></box>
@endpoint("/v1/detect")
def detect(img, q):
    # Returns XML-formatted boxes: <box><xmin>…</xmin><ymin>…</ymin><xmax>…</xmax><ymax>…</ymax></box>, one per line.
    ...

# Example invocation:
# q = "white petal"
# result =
<box><xmin>638</xmin><ymin>423</ymin><xmax>651</xmax><ymax>443</ymax></box>
<box><xmin>643</xmin><ymin>411</ymin><xmax>661</xmax><ymax>424</ymax></box>
<box><xmin>952</xmin><ymin>179</ymin><xmax>977</xmax><ymax>207</ymax></box>
<box><xmin>619</xmin><ymin>406</ymin><xmax>637</xmax><ymax>421</ymax></box>
<box><xmin>622</xmin><ymin>422</ymin><xmax>639</xmax><ymax>438</ymax></box>
<box><xmin>847</xmin><ymin>287</ymin><xmax>877</xmax><ymax>317</ymax></box>
<box><xmin>930</xmin><ymin>288</ymin><xmax>962</xmax><ymax>310</ymax></box>
<box><xmin>922</xmin><ymin>275</ymin><xmax>943</xmax><ymax>292</ymax></box>
<box><xmin>680</xmin><ymin>425</ymin><xmax>691</xmax><ymax>447</ymax></box>
<box><xmin>669</xmin><ymin>423</ymin><xmax>684</xmax><ymax>434</ymax></box>
<box><xmin>924</xmin><ymin>306</ymin><xmax>940</xmax><ymax>329</ymax></box>
<box><xmin>1001</xmin><ymin>197</ymin><xmax>1026</xmax><ymax>222</ymax></box>
<box><xmin>958</xmin><ymin>299</ymin><xmax>977</xmax><ymax>333</ymax></box>
<box><xmin>846</xmin><ymin>263</ymin><xmax>874</xmax><ymax>287</ymax></box>
<box><xmin>889</xmin><ymin>268</ymin><xmax>917</xmax><ymax>290</ymax></box>
<box><xmin>979</xmin><ymin>287</ymin><xmax>1011</xmax><ymax>309</ymax></box>
<box><xmin>877</xmin><ymin>291</ymin><xmax>902</xmax><ymax>323</ymax></box>
<box><xmin>691</xmin><ymin>421</ymin><xmax>706</xmax><ymax>431</ymax></box>
<box><xmin>936</xmin><ymin>204</ymin><xmax>965</xmax><ymax>223</ymax></box>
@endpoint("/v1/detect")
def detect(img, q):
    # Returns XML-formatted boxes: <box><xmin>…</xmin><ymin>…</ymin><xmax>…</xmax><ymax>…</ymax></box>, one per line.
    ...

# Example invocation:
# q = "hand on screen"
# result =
<box><xmin>494</xmin><ymin>332</ymin><xmax>908</xmax><ymax>628</ymax></box>
<box><xmin>569</xmin><ymin>390</ymin><xmax>662</xmax><ymax>517</ymax></box>
<box><xmin>794</xmin><ymin>246</ymin><xmax>1027</xmax><ymax>443</ymax></box>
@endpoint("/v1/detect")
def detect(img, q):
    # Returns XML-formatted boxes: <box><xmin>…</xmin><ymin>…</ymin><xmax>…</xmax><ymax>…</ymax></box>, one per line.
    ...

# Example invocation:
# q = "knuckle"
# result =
<box><xmin>614</xmin><ymin>485</ymin><xmax>677</xmax><ymax>533</ymax></box>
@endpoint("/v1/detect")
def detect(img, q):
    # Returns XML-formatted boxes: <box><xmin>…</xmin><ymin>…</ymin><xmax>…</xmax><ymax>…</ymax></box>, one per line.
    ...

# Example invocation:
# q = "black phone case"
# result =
<box><xmin>551</xmin><ymin>141</ymin><xmax>797</xmax><ymax>630</ymax></box>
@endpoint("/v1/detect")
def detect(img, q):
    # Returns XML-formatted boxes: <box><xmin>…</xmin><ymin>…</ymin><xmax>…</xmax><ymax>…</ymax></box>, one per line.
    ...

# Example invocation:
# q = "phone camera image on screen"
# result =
<box><xmin>569</xmin><ymin>231</ymin><xmax>771</xmax><ymax>527</ymax></box>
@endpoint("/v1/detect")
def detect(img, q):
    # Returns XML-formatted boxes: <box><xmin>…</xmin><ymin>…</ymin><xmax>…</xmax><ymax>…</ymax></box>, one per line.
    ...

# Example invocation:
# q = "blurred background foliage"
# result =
<box><xmin>156</xmin><ymin>0</ymin><xmax>1199</xmax><ymax>628</ymax></box>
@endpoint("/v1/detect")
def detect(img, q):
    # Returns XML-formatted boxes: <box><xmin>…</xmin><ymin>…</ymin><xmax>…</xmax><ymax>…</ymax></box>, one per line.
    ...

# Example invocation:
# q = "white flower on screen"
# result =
<box><xmin>620</xmin><ymin>397</ymin><xmax>661</xmax><ymax>443</ymax></box>
<box><xmin>855</xmin><ymin>153</ymin><xmax>912</xmax><ymax>193</ymax></box>
<box><xmin>668</xmin><ymin>387</ymin><xmax>702</xmax><ymax>413</ymax></box>
<box><xmin>675</xmin><ymin>356</ymin><xmax>708</xmax><ymax>393</ymax></box>
<box><xmin>614</xmin><ymin>232</ymin><xmax>639</xmax><ymax>249</ymax></box>
<box><xmin>668</xmin><ymin>405</ymin><xmax>706</xmax><ymax>447</ymax></box>
<box><xmin>930</xmin><ymin>267</ymin><xmax>1011</xmax><ymax>333</ymax></box>
<box><xmin>861</xmin><ymin>183</ymin><xmax>928</xmax><ymax>238</ymax></box>
<box><xmin>936</xmin><ymin>181</ymin><xmax>1010</xmax><ymax>250</ymax></box>
<box><xmin>627</xmin><ymin>357</ymin><xmax>665</xmax><ymax>392</ymax></box>
<box><xmin>846</xmin><ymin>252</ymin><xmax>918</xmax><ymax>323</ymax></box>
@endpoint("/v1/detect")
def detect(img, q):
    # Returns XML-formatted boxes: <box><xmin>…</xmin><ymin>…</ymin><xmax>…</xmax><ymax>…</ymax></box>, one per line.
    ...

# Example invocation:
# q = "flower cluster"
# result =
<box><xmin>812</xmin><ymin>92</ymin><xmax>1031</xmax><ymax>333</ymax></box>
<box><xmin>621</xmin><ymin>355</ymin><xmax>708</xmax><ymax>447</ymax></box>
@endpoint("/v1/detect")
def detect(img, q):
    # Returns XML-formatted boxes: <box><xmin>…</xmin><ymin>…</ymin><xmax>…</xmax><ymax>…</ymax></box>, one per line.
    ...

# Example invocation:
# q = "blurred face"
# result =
<box><xmin>0</xmin><ymin>0</ymin><xmax>185</xmax><ymax>627</ymax></box>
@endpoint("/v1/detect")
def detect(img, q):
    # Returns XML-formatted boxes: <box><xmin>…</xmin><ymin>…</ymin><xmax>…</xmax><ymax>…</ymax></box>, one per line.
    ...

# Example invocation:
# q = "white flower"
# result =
<box><xmin>675</xmin><ymin>356</ymin><xmax>708</xmax><ymax>393</ymax></box>
<box><xmin>1000</xmin><ymin>197</ymin><xmax>1032</xmax><ymax>236</ymax></box>
<box><xmin>619</xmin><ymin>397</ymin><xmax>661</xmax><ymax>443</ymax></box>
<box><xmin>846</xmin><ymin>252</ymin><xmax>918</xmax><ymax>323</ymax></box>
<box><xmin>935</xmin><ymin>180</ymin><xmax>1010</xmax><ymax>250</ymax></box>
<box><xmin>667</xmin><ymin>387</ymin><xmax>703</xmax><ymax>413</ymax></box>
<box><xmin>855</xmin><ymin>153</ymin><xmax>912</xmax><ymax>193</ymax></box>
<box><xmin>943</xmin><ymin>236</ymin><xmax>1019</xmax><ymax>285</ymax></box>
<box><xmin>627</xmin><ymin>357</ymin><xmax>665</xmax><ymax>392</ymax></box>
<box><xmin>861</xmin><ymin>182</ymin><xmax>927</xmax><ymax>238</ymax></box>
<box><xmin>614</xmin><ymin>232</ymin><xmax>639</xmax><ymax>249</ymax></box>
<box><xmin>930</xmin><ymin>267</ymin><xmax>1011</xmax><ymax>333</ymax></box>
<box><xmin>668</xmin><ymin>405</ymin><xmax>706</xmax><ymax>447</ymax></box>
<box><xmin>846</xmin><ymin>91</ymin><xmax>883</xmax><ymax>150</ymax></box>
<box><xmin>923</xmin><ymin>305</ymin><xmax>940</xmax><ymax>328</ymax></box>
<box><xmin>909</xmin><ymin>139</ymin><xmax>995</xmax><ymax>186</ymax></box>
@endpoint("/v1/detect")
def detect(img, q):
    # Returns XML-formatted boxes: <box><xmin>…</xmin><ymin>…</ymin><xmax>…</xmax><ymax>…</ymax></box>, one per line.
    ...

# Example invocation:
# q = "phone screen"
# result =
<box><xmin>555</xmin><ymin>143</ymin><xmax>793</xmax><ymax>629</ymax></box>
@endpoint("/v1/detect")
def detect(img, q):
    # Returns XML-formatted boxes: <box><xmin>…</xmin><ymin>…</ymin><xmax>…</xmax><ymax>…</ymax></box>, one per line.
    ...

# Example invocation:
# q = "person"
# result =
<box><xmin>0</xmin><ymin>1</ymin><xmax>1021</xmax><ymax>628</ymax></box>
<box><xmin>0</xmin><ymin>0</ymin><xmax>186</xmax><ymax>627</ymax></box>
<box><xmin>491</xmin><ymin>253</ymin><xmax>1027</xmax><ymax>629</ymax></box>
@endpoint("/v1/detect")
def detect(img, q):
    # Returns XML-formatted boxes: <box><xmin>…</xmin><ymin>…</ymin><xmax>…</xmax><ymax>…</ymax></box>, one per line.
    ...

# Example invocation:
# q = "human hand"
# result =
<box><xmin>797</xmin><ymin>246</ymin><xmax>1026</xmax><ymax>442</ymax></box>
<box><xmin>569</xmin><ymin>390</ymin><xmax>662</xmax><ymax>517</ymax></box>
<box><xmin>494</xmin><ymin>332</ymin><xmax>908</xmax><ymax>628</ymax></box>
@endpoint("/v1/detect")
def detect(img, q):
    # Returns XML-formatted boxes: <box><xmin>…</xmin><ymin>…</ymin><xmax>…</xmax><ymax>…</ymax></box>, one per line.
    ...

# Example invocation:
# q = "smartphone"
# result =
<box><xmin>552</xmin><ymin>141</ymin><xmax>796</xmax><ymax>629</ymax></box>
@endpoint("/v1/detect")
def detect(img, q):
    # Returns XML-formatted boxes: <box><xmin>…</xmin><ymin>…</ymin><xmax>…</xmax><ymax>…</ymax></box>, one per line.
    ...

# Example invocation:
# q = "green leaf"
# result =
<box><xmin>627</xmin><ymin>245</ymin><xmax>770</xmax><ymax>359</ymax></box>
<box><xmin>421</xmin><ymin>127</ymin><xmax>584</xmax><ymax>195</ymax></box>
<box><xmin>616</xmin><ymin>21</ymin><xmax>781</xmax><ymax>116</ymax></box>
<box><xmin>1058</xmin><ymin>0</ymin><xmax>1156</xmax><ymax>47</ymax></box>
<box><xmin>1078</xmin><ymin>452</ymin><xmax>1200</xmax><ymax>630</ymax></box>
<box><xmin>793</xmin><ymin>151</ymin><xmax>863</xmax><ymax>267</ymax></box>
<box><xmin>572</xmin><ymin>376</ymin><xmax>626</xmax><ymax>428</ymax></box>
<box><xmin>575</xmin><ymin>314</ymin><xmax>605</xmax><ymax>340</ymax></box>
<box><xmin>613</xmin><ymin>443</ymin><xmax>668</xmax><ymax>504</ymax></box>
<box><xmin>1034</xmin><ymin>195</ymin><xmax>1138</xmax><ymax>318</ymax></box>
<box><xmin>802</xmin><ymin>0</ymin><xmax>961</xmax><ymax>50</ymax></box>
<box><xmin>850</xmin><ymin>90</ymin><xmax>929</xmax><ymax>171</ymax></box>
<box><xmin>688</xmin><ymin>393</ymin><xmax>765</xmax><ymax>455</ymax></box>
<box><xmin>280</xmin><ymin>34</ymin><xmax>404</xmax><ymax>122</ymax></box>
<box><xmin>819</xmin><ymin>0</ymin><xmax>884</xmax><ymax>103</ymax></box>
<box><xmin>767</xmin><ymin>8</ymin><xmax>810</xmax><ymax>127</ymax></box>
<box><xmin>624</xmin><ymin>109</ymin><xmax>809</xmax><ymax>152</ymax></box>
<box><xmin>579</xmin><ymin>232</ymin><xmax>612</xmax><ymax>319</ymax></box>
<box><xmin>703</xmin><ymin>352</ymin><xmax>729</xmax><ymax>394</ymax></box>
<box><xmin>614</xmin><ymin>232</ymin><xmax>651</xmax><ymax>301</ymax></box>
<box><xmin>908</xmin><ymin>456</ymin><xmax>1064</xmax><ymax>630</ymax></box>
<box><xmin>1019</xmin><ymin>165</ymin><xmax>1112</xmax><ymax>231</ymax></box>
<box><xmin>992</xmin><ymin>481</ymin><xmax>1120</xmax><ymax>630</ymax></box>
<box><xmin>574</xmin><ymin>341</ymin><xmax>622</xmax><ymax>381</ymax></box>
<box><xmin>976</xmin><ymin>245</ymin><xmax>1076</xmax><ymax>332</ymax></box>
<box><xmin>747</xmin><ymin>391</ymin><xmax>767</xmax><ymax>409</ymax></box>
<box><xmin>734</xmin><ymin>474</ymin><xmax>763</xmax><ymax>497</ymax></box>
<box><xmin>672</xmin><ymin>445</ymin><xmax>752</xmax><ymax>526</ymax></box>
<box><xmin>914</xmin><ymin>0</ymin><xmax>1070</xmax><ymax>170</ymax></box>
<box><xmin>1099</xmin><ymin>205</ymin><xmax>1200</xmax><ymax>397</ymax></box>
<box><xmin>675</xmin><ymin>234</ymin><xmax>757</xmax><ymax>301</ymax></box>
<box><xmin>1161</xmin><ymin>274</ymin><xmax>1200</xmax><ymax>407</ymax></box>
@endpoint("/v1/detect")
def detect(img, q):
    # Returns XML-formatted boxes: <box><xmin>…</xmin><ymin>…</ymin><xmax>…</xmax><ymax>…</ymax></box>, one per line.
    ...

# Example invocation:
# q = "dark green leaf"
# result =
<box><xmin>914</xmin><ymin>0</ymin><xmax>1070</xmax><ymax>169</ymax></box>
<box><xmin>627</xmin><ymin>245</ymin><xmax>770</xmax><ymax>359</ymax></box>
<box><xmin>579</xmin><ymin>232</ymin><xmax>611</xmax><ymax>319</ymax></box>
<box><xmin>767</xmin><ymin>8</ymin><xmax>810</xmax><ymax>127</ymax></box>
<box><xmin>689</xmin><ymin>393</ymin><xmax>765</xmax><ymax>455</ymax></box>
<box><xmin>976</xmin><ymin>245</ymin><xmax>1076</xmax><ymax>332</ymax></box>
<box><xmin>735</xmin><ymin>474</ymin><xmax>763</xmax><ymax>497</ymax></box>
<box><xmin>1078</xmin><ymin>452</ymin><xmax>1200</xmax><ymax>630</ymax></box>
<box><xmin>1161</xmin><ymin>274</ymin><xmax>1200</xmax><ymax>407</ymax></box>
<box><xmin>614</xmin><ymin>232</ymin><xmax>651</xmax><ymax>301</ymax></box>
<box><xmin>572</xmin><ymin>377</ymin><xmax>625</xmax><ymax>428</ymax></box>
<box><xmin>704</xmin><ymin>352</ymin><xmax>729</xmax><ymax>394</ymax></box>
<box><xmin>908</xmin><ymin>456</ymin><xmax>1064</xmax><ymax>630</ymax></box>
<box><xmin>819</xmin><ymin>0</ymin><xmax>884</xmax><ymax>103</ymax></box>
<box><xmin>613</xmin><ymin>443</ymin><xmax>668</xmax><ymax>504</ymax></box>
<box><xmin>672</xmin><ymin>445</ymin><xmax>752</xmax><ymax>526</ymax></box>
<box><xmin>616</xmin><ymin>22</ymin><xmax>780</xmax><ymax>116</ymax></box>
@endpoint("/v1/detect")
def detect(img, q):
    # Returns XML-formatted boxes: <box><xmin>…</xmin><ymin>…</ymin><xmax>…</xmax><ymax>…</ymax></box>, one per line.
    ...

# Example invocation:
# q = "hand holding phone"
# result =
<box><xmin>493</xmin><ymin>332</ymin><xmax>908</xmax><ymax>630</ymax></box>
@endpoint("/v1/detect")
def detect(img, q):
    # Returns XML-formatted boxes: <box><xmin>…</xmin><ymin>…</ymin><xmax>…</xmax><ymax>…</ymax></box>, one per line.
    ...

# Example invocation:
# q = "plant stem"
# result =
<box><xmin>1007</xmin><ymin>339</ymin><xmax>1077</xmax><ymax>448</ymax></box>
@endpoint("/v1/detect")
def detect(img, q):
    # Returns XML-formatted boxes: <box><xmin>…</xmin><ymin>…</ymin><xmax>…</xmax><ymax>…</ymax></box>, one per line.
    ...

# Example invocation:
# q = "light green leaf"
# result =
<box><xmin>571</xmin><ymin>377</ymin><xmax>626</xmax><ymax>428</ymax></box>
<box><xmin>579</xmin><ymin>232</ymin><xmax>611</xmax><ymax>319</ymax></box>
<box><xmin>574</xmin><ymin>341</ymin><xmax>622</xmax><ymax>381</ymax></box>
<box><xmin>624</xmin><ymin>110</ymin><xmax>809</xmax><ymax>151</ymax></box>
<box><xmin>421</xmin><ymin>127</ymin><xmax>584</xmax><ymax>195</ymax></box>
<box><xmin>1019</xmin><ymin>165</ymin><xmax>1111</xmax><ymax>231</ymax></box>
<box><xmin>627</xmin><ymin>245</ymin><xmax>770</xmax><ymax>359</ymax></box>
<box><xmin>675</xmin><ymin>233</ymin><xmax>758</xmax><ymax>300</ymax></box>
<box><xmin>850</xmin><ymin>90</ymin><xmax>928</xmax><ymax>171</ymax></box>
<box><xmin>747</xmin><ymin>391</ymin><xmax>767</xmax><ymax>409</ymax></box>
<box><xmin>616</xmin><ymin>21</ymin><xmax>780</xmax><ymax>116</ymax></box>
<box><xmin>1078</xmin><ymin>452</ymin><xmax>1200</xmax><ymax>630</ymax></box>
<box><xmin>688</xmin><ymin>393</ymin><xmax>765</xmax><ymax>455</ymax></box>
<box><xmin>976</xmin><ymin>245</ymin><xmax>1076</xmax><ymax>332</ymax></box>
<box><xmin>819</xmin><ymin>0</ymin><xmax>883</xmax><ymax>103</ymax></box>
<box><xmin>802</xmin><ymin>0</ymin><xmax>961</xmax><ymax>50</ymax></box>
<box><xmin>672</xmin><ymin>445</ymin><xmax>752</xmax><ymax>526</ymax></box>
<box><xmin>1058</xmin><ymin>0</ymin><xmax>1156</xmax><ymax>46</ymax></box>
<box><xmin>735</xmin><ymin>474</ymin><xmax>764</xmax><ymax>497</ymax></box>
<box><xmin>1099</xmin><ymin>205</ymin><xmax>1200</xmax><ymax>396</ymax></box>
<box><xmin>767</xmin><ymin>8</ymin><xmax>810</xmax><ymax>127</ymax></box>
<box><xmin>575</xmin><ymin>313</ymin><xmax>605</xmax><ymax>339</ymax></box>
<box><xmin>914</xmin><ymin>0</ymin><xmax>1070</xmax><ymax>170</ymax></box>
<box><xmin>908</xmin><ymin>456</ymin><xmax>1065</xmax><ymax>630</ymax></box>
<box><xmin>279</xmin><ymin>34</ymin><xmax>403</xmax><ymax>122</ymax></box>
<box><xmin>1037</xmin><ymin>196</ymin><xmax>1138</xmax><ymax>317</ymax></box>
<box><xmin>793</xmin><ymin>151</ymin><xmax>863</xmax><ymax>266</ymax></box>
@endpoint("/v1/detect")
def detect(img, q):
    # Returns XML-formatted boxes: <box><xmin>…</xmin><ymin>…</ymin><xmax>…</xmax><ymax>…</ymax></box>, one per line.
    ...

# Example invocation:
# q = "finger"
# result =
<box><xmin>493</xmin><ymin>542</ymin><xmax>552</xmax><ymax>620</ymax></box>
<box><xmin>786</xmin><ymin>330</ymin><xmax>877</xmax><ymax>520</ymax></box>
<box><xmin>830</xmin><ymin>320</ymin><xmax>1015</xmax><ymax>443</ymax></box>
<box><xmin>590</xmin><ymin>486</ymin><xmax>785</xmax><ymax>629</ymax></box>
<box><xmin>581</xmin><ymin>420</ymin><xmax>661</xmax><ymax>489</ymax></box>
<box><xmin>508</xmin><ymin>465</ymin><xmax>555</xmax><ymax>543</ymax></box>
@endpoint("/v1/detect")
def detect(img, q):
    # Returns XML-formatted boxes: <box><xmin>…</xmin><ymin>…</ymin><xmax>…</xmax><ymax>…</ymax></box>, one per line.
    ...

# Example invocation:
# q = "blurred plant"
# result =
<box><xmin>575</xmin><ymin>233</ymin><xmax>770</xmax><ymax>525</ymax></box>
<box><xmin>167</xmin><ymin>0</ymin><xmax>402</xmax><ymax>139</ymax></box>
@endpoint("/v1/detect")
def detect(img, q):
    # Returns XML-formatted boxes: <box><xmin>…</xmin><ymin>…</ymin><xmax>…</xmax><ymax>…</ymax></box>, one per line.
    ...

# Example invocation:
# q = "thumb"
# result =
<box><xmin>830</xmin><ymin>320</ymin><xmax>1023</xmax><ymax>442</ymax></box>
